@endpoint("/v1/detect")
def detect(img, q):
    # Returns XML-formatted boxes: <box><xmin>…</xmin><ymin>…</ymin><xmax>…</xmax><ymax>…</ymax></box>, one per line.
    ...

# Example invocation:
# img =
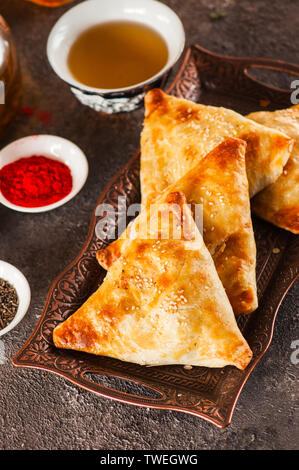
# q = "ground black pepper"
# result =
<box><xmin>0</xmin><ymin>278</ymin><xmax>19</xmax><ymax>330</ymax></box>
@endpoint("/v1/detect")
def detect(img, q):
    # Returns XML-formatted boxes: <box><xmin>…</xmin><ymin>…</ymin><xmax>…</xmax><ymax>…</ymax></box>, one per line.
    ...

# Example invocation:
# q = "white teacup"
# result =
<box><xmin>47</xmin><ymin>0</ymin><xmax>185</xmax><ymax>114</ymax></box>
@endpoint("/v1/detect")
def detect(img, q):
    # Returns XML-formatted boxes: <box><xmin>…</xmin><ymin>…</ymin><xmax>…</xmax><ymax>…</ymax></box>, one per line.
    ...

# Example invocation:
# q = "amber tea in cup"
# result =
<box><xmin>47</xmin><ymin>0</ymin><xmax>185</xmax><ymax>113</ymax></box>
<box><xmin>26</xmin><ymin>0</ymin><xmax>73</xmax><ymax>7</ymax></box>
<box><xmin>67</xmin><ymin>21</ymin><xmax>169</xmax><ymax>89</ymax></box>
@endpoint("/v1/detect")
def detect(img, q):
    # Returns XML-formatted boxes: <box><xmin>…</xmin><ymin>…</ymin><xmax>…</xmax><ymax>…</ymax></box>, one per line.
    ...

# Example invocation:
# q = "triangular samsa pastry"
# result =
<box><xmin>54</xmin><ymin>191</ymin><xmax>252</xmax><ymax>370</ymax></box>
<box><xmin>97</xmin><ymin>138</ymin><xmax>258</xmax><ymax>315</ymax></box>
<box><xmin>141</xmin><ymin>89</ymin><xmax>294</xmax><ymax>203</ymax></box>
<box><xmin>247</xmin><ymin>105</ymin><xmax>299</xmax><ymax>234</ymax></box>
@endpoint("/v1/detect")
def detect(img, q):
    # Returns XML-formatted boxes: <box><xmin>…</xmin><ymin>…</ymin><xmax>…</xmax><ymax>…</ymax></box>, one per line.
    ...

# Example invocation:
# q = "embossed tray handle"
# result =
<box><xmin>192</xmin><ymin>44</ymin><xmax>299</xmax><ymax>98</ymax></box>
<box><xmin>79</xmin><ymin>369</ymin><xmax>168</xmax><ymax>408</ymax></box>
<box><xmin>243</xmin><ymin>61</ymin><xmax>299</xmax><ymax>92</ymax></box>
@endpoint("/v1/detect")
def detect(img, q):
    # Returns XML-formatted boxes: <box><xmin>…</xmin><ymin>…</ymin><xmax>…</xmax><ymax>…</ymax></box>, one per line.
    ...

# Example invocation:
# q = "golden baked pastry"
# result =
<box><xmin>248</xmin><ymin>105</ymin><xmax>299</xmax><ymax>234</ymax></box>
<box><xmin>54</xmin><ymin>191</ymin><xmax>252</xmax><ymax>370</ymax></box>
<box><xmin>140</xmin><ymin>89</ymin><xmax>294</xmax><ymax>203</ymax></box>
<box><xmin>97</xmin><ymin>138</ymin><xmax>258</xmax><ymax>315</ymax></box>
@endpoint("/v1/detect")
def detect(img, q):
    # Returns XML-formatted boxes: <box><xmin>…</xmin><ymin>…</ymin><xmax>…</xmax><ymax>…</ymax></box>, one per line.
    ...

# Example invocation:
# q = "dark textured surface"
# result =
<box><xmin>0</xmin><ymin>0</ymin><xmax>298</xmax><ymax>450</ymax></box>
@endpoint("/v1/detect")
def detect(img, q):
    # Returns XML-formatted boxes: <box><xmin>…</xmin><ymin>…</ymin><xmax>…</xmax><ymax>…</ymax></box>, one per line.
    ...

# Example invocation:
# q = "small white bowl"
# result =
<box><xmin>47</xmin><ymin>0</ymin><xmax>185</xmax><ymax>113</ymax></box>
<box><xmin>0</xmin><ymin>261</ymin><xmax>31</xmax><ymax>337</ymax></box>
<box><xmin>0</xmin><ymin>134</ymin><xmax>89</xmax><ymax>213</ymax></box>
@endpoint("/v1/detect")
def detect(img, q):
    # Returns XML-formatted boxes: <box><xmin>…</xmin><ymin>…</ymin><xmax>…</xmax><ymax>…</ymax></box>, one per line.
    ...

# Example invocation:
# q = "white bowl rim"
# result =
<box><xmin>47</xmin><ymin>0</ymin><xmax>185</xmax><ymax>94</ymax></box>
<box><xmin>0</xmin><ymin>260</ymin><xmax>31</xmax><ymax>337</ymax></box>
<box><xmin>0</xmin><ymin>134</ymin><xmax>89</xmax><ymax>213</ymax></box>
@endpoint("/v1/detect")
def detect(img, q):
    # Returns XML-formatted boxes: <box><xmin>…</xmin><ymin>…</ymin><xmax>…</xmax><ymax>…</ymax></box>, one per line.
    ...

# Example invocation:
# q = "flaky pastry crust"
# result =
<box><xmin>54</xmin><ymin>192</ymin><xmax>252</xmax><ymax>370</ymax></box>
<box><xmin>248</xmin><ymin>105</ymin><xmax>299</xmax><ymax>234</ymax></box>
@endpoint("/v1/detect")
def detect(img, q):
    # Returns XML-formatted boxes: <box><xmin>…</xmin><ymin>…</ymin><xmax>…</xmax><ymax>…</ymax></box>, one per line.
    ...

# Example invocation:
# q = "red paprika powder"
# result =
<box><xmin>0</xmin><ymin>155</ymin><xmax>73</xmax><ymax>208</ymax></box>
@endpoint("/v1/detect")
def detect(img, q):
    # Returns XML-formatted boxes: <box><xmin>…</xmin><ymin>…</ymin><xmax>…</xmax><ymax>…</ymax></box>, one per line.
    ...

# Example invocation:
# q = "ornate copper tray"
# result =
<box><xmin>13</xmin><ymin>45</ymin><xmax>299</xmax><ymax>428</ymax></box>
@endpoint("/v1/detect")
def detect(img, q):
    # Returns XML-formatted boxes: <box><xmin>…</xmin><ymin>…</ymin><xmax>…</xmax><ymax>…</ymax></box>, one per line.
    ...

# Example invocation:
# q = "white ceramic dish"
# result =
<box><xmin>47</xmin><ymin>0</ymin><xmax>185</xmax><ymax>113</ymax></box>
<box><xmin>0</xmin><ymin>261</ymin><xmax>31</xmax><ymax>337</ymax></box>
<box><xmin>0</xmin><ymin>134</ymin><xmax>89</xmax><ymax>213</ymax></box>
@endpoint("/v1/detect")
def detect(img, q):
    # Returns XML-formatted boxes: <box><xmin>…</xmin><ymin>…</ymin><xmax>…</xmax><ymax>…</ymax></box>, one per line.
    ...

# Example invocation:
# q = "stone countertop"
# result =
<box><xmin>0</xmin><ymin>0</ymin><xmax>298</xmax><ymax>450</ymax></box>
